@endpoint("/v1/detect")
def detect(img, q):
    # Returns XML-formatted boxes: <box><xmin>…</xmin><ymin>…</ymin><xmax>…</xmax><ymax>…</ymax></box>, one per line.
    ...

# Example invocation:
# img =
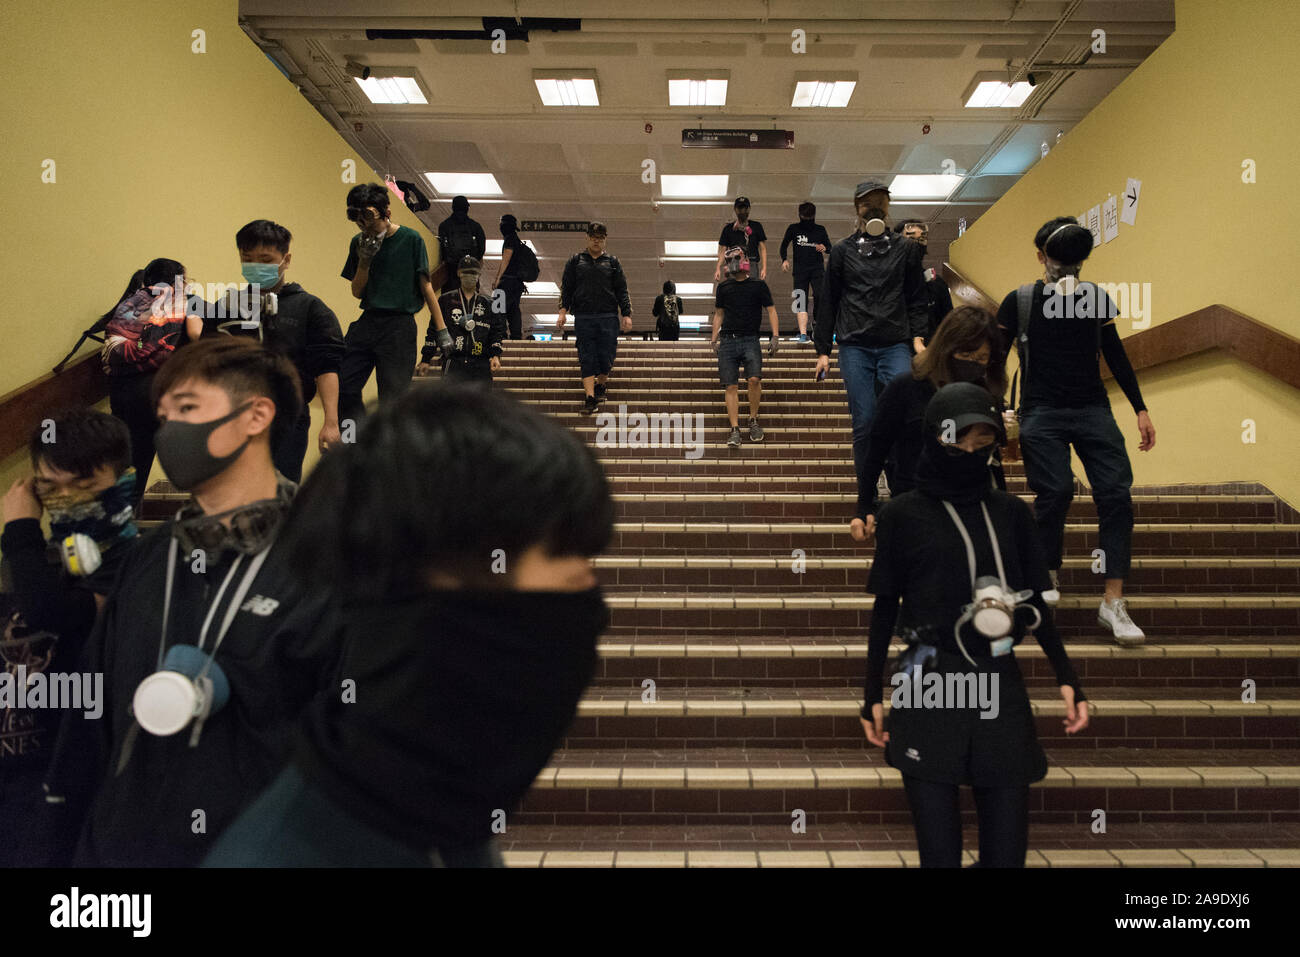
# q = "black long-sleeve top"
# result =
<box><xmin>778</xmin><ymin>221</ymin><xmax>831</xmax><ymax>276</ymax></box>
<box><xmin>426</xmin><ymin>290</ymin><xmax>507</xmax><ymax>363</ymax></box>
<box><xmin>861</xmin><ymin>489</ymin><xmax>1085</xmax><ymax>715</ymax></box>
<box><xmin>816</xmin><ymin>231</ymin><xmax>928</xmax><ymax>356</ymax></box>
<box><xmin>996</xmin><ymin>281</ymin><xmax>1146</xmax><ymax>414</ymax></box>
<box><xmin>560</xmin><ymin>251</ymin><xmax>632</xmax><ymax>317</ymax></box>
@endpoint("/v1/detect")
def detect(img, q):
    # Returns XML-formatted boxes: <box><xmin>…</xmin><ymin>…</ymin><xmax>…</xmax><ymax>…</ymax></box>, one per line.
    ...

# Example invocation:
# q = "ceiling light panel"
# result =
<box><xmin>423</xmin><ymin>172</ymin><xmax>503</xmax><ymax>196</ymax></box>
<box><xmin>660</xmin><ymin>175</ymin><xmax>729</xmax><ymax>198</ymax></box>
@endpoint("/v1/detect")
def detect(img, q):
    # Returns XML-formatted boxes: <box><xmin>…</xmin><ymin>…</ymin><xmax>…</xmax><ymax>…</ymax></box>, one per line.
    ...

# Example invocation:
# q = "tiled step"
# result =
<box><xmin>514</xmin><ymin>749</ymin><xmax>1300</xmax><ymax>826</ymax></box>
<box><xmin>589</xmin><ymin>637</ymin><xmax>1300</xmax><ymax>690</ymax></box>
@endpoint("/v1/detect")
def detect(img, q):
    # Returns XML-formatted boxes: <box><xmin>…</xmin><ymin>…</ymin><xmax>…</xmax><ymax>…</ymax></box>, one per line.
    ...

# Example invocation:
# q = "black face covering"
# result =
<box><xmin>914</xmin><ymin>434</ymin><xmax>996</xmax><ymax>505</ymax></box>
<box><xmin>302</xmin><ymin>585</ymin><xmax>610</xmax><ymax>850</ymax></box>
<box><xmin>153</xmin><ymin>402</ymin><xmax>253</xmax><ymax>491</ymax></box>
<box><xmin>951</xmin><ymin>358</ymin><xmax>989</xmax><ymax>385</ymax></box>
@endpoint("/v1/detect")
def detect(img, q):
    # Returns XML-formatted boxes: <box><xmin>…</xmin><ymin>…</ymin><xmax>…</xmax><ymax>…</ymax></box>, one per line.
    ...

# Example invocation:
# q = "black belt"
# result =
<box><xmin>718</xmin><ymin>331</ymin><xmax>759</xmax><ymax>339</ymax></box>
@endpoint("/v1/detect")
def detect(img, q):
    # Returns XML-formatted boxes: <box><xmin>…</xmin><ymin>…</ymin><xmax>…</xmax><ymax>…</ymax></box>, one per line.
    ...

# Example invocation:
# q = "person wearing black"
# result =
<box><xmin>203</xmin><ymin>383</ymin><xmax>612</xmax><ymax>867</ymax></box>
<box><xmin>435</xmin><ymin>196</ymin><xmax>486</xmax><ymax>294</ymax></box>
<box><xmin>0</xmin><ymin>411</ymin><xmax>138</xmax><ymax>866</ymax></box>
<box><xmin>997</xmin><ymin>218</ymin><xmax>1156</xmax><ymax>646</ymax></box>
<box><xmin>779</xmin><ymin>201</ymin><xmax>830</xmax><ymax>343</ymax></box>
<box><xmin>897</xmin><ymin>220</ymin><xmax>954</xmax><ymax>344</ymax></box>
<box><xmin>815</xmin><ymin>180</ymin><xmax>929</xmax><ymax>512</ymax></box>
<box><xmin>556</xmin><ymin>222</ymin><xmax>633</xmax><ymax>415</ymax></box>
<box><xmin>710</xmin><ymin>246</ymin><xmax>779</xmax><ymax>447</ymax></box>
<box><xmin>714</xmin><ymin>196</ymin><xmax>768</xmax><ymax>282</ymax></box>
<box><xmin>45</xmin><ymin>338</ymin><xmax>344</xmax><ymax>867</ymax></box>
<box><xmin>220</xmin><ymin>220</ymin><xmax>345</xmax><ymax>482</ymax></box>
<box><xmin>339</xmin><ymin>183</ymin><xmax>452</xmax><ymax>427</ymax></box>
<box><xmin>850</xmin><ymin>306</ymin><xmax>1009</xmax><ymax>542</ymax></box>
<box><xmin>653</xmin><ymin>281</ymin><xmax>684</xmax><ymax>341</ymax></box>
<box><xmin>862</xmin><ymin>383</ymin><xmax>1089</xmax><ymax>868</ymax></box>
<box><xmin>491</xmin><ymin>213</ymin><xmax>528</xmax><ymax>340</ymax></box>
<box><xmin>417</xmin><ymin>256</ymin><xmax>506</xmax><ymax>385</ymax></box>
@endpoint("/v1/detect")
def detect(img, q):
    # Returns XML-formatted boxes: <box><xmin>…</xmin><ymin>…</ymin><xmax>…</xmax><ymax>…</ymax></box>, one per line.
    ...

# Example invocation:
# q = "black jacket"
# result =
<box><xmin>923</xmin><ymin>270</ymin><xmax>954</xmax><ymax>342</ymax></box>
<box><xmin>436</xmin><ymin>214</ymin><xmax>487</xmax><ymax>264</ymax></box>
<box><xmin>49</xmin><ymin>519</ymin><xmax>343</xmax><ymax>867</ymax></box>
<box><xmin>560</xmin><ymin>251</ymin><xmax>632</xmax><ymax>317</ymax></box>
<box><xmin>816</xmin><ymin>231</ymin><xmax>928</xmax><ymax>356</ymax></box>
<box><xmin>653</xmin><ymin>294</ymin><xmax>685</xmax><ymax>340</ymax></box>
<box><xmin>779</xmin><ymin>221</ymin><xmax>831</xmax><ymax>276</ymax></box>
<box><xmin>426</xmin><ymin>290</ymin><xmax>507</xmax><ymax>363</ymax></box>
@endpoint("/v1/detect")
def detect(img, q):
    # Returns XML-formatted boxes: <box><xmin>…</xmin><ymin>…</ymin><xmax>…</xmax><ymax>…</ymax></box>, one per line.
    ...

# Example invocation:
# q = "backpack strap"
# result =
<box><xmin>1013</xmin><ymin>282</ymin><xmax>1036</xmax><ymax>414</ymax></box>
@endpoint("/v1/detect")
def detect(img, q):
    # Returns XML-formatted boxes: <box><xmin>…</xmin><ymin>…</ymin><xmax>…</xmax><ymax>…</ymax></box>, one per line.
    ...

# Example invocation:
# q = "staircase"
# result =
<box><xmin>138</xmin><ymin>340</ymin><xmax>1300</xmax><ymax>867</ymax></box>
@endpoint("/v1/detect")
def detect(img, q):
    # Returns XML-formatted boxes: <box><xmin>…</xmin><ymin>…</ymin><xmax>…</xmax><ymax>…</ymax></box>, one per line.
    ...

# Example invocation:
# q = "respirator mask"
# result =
<box><xmin>856</xmin><ymin>204</ymin><xmax>892</xmax><ymax>256</ymax></box>
<box><xmin>216</xmin><ymin>275</ymin><xmax>278</xmax><ymax>339</ymax></box>
<box><xmin>723</xmin><ymin>246</ymin><xmax>750</xmax><ymax>278</ymax></box>
<box><xmin>41</xmin><ymin>469</ymin><xmax>138</xmax><ymax>578</ymax></box>
<box><xmin>942</xmin><ymin>500</ymin><xmax>1042</xmax><ymax>665</ymax></box>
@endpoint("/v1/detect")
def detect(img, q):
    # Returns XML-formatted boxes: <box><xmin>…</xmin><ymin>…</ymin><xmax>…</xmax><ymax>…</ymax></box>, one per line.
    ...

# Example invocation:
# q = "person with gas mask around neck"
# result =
<box><xmin>339</xmin><ymin>183</ymin><xmax>452</xmax><ymax>428</ymax></box>
<box><xmin>996</xmin><ymin>217</ymin><xmax>1155</xmax><ymax>645</ymax></box>
<box><xmin>815</xmin><ymin>181</ymin><xmax>930</xmax><ymax>512</ymax></box>
<box><xmin>203</xmin><ymin>383</ymin><xmax>612</xmax><ymax>867</ymax></box>
<box><xmin>46</xmin><ymin>337</ymin><xmax>345</xmax><ymax>867</ymax></box>
<box><xmin>416</xmin><ymin>256</ymin><xmax>506</xmax><ymax>385</ymax></box>
<box><xmin>557</xmin><ymin>222</ymin><xmax>633</xmax><ymax>415</ymax></box>
<box><xmin>216</xmin><ymin>219</ymin><xmax>345</xmax><ymax>481</ymax></box>
<box><xmin>714</xmin><ymin>196</ymin><xmax>768</xmax><ymax>283</ymax></box>
<box><xmin>435</xmin><ymin>195</ymin><xmax>487</xmax><ymax>295</ymax></box>
<box><xmin>710</xmin><ymin>246</ymin><xmax>780</xmax><ymax>447</ymax></box>
<box><xmin>779</xmin><ymin>201</ymin><xmax>830</xmax><ymax>343</ymax></box>
<box><xmin>849</xmin><ymin>306</ymin><xmax>1009</xmax><ymax>543</ymax></box>
<box><xmin>895</xmin><ymin>220</ymin><xmax>954</xmax><ymax>345</ymax></box>
<box><xmin>0</xmin><ymin>411</ymin><xmax>138</xmax><ymax>866</ymax></box>
<box><xmin>861</xmin><ymin>383</ymin><xmax>1089</xmax><ymax>868</ymax></box>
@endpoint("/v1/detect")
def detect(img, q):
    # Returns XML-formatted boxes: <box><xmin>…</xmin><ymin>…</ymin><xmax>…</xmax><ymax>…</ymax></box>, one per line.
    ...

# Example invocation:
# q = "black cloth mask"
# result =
<box><xmin>302</xmin><ymin>586</ymin><xmax>610</xmax><ymax>851</ymax></box>
<box><xmin>951</xmin><ymin>359</ymin><xmax>989</xmax><ymax>385</ymax></box>
<box><xmin>153</xmin><ymin>402</ymin><xmax>252</xmax><ymax>491</ymax></box>
<box><xmin>914</xmin><ymin>435</ymin><xmax>995</xmax><ymax>506</ymax></box>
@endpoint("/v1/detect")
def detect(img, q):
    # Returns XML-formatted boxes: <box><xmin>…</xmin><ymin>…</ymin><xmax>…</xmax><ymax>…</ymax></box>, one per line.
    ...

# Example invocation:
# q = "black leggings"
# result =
<box><xmin>903</xmin><ymin>775</ymin><xmax>1029</xmax><ymax>868</ymax></box>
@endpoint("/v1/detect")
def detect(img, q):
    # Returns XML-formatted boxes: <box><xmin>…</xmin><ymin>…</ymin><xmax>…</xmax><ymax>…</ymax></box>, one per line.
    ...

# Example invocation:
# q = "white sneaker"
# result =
<box><xmin>1099</xmin><ymin>597</ymin><xmax>1145</xmax><ymax>647</ymax></box>
<box><xmin>1042</xmin><ymin>569</ymin><xmax>1060</xmax><ymax>605</ymax></box>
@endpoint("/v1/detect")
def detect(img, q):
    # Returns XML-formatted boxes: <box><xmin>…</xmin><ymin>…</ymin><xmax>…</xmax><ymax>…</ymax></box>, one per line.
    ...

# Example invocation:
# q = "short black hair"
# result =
<box><xmin>236</xmin><ymin>220</ymin><xmax>292</xmax><ymax>255</ymax></box>
<box><xmin>29</xmin><ymin>409</ymin><xmax>132</xmax><ymax>479</ymax></box>
<box><xmin>798</xmin><ymin>202</ymin><xmax>816</xmax><ymax>219</ymax></box>
<box><xmin>281</xmin><ymin>382</ymin><xmax>614</xmax><ymax>600</ymax></box>
<box><xmin>1034</xmin><ymin>216</ymin><xmax>1093</xmax><ymax>264</ymax></box>
<box><xmin>346</xmin><ymin>183</ymin><xmax>391</xmax><ymax>218</ymax></box>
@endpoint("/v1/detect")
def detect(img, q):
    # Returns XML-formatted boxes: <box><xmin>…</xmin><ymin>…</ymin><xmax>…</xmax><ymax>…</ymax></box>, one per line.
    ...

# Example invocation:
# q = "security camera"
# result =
<box><xmin>344</xmin><ymin>60</ymin><xmax>371</xmax><ymax>80</ymax></box>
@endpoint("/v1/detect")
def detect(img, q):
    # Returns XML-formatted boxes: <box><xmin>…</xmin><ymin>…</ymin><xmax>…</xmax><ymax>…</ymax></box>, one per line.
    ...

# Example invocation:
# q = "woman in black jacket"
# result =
<box><xmin>850</xmin><ymin>305</ymin><xmax>1009</xmax><ymax>542</ymax></box>
<box><xmin>860</xmin><ymin>383</ymin><xmax>1089</xmax><ymax>867</ymax></box>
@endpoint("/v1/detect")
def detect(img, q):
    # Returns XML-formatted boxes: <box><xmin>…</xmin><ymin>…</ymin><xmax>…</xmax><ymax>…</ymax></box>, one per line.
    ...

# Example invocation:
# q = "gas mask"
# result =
<box><xmin>942</xmin><ymin>500</ymin><xmax>1042</xmax><ymax>665</ymax></box>
<box><xmin>723</xmin><ymin>246</ymin><xmax>750</xmax><ymax>278</ymax></box>
<box><xmin>132</xmin><ymin>643</ymin><xmax>231</xmax><ymax>744</ymax></box>
<box><xmin>41</xmin><ymin>469</ymin><xmax>138</xmax><ymax>578</ymax></box>
<box><xmin>216</xmin><ymin>285</ymin><xmax>278</xmax><ymax>339</ymax></box>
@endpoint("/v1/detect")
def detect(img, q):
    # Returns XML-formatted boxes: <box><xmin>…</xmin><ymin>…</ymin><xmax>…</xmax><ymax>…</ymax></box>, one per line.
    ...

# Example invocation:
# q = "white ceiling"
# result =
<box><xmin>240</xmin><ymin>0</ymin><xmax>1173</xmax><ymax>331</ymax></box>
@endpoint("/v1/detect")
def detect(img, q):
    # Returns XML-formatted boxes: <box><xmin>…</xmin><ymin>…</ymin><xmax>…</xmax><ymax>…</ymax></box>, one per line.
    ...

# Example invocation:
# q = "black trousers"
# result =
<box><xmin>338</xmin><ymin>311</ymin><xmax>418</xmax><ymax>427</ymax></box>
<box><xmin>497</xmin><ymin>276</ymin><xmax>525</xmax><ymax>340</ymax></box>
<box><xmin>108</xmin><ymin>371</ymin><xmax>157</xmax><ymax>508</ymax></box>
<box><xmin>903</xmin><ymin>775</ymin><xmax>1030</xmax><ymax>867</ymax></box>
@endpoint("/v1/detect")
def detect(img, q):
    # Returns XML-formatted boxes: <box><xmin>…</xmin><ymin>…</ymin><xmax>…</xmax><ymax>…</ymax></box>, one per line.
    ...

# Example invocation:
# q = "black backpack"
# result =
<box><xmin>659</xmin><ymin>295</ymin><xmax>680</xmax><ymax>339</ymax></box>
<box><xmin>512</xmin><ymin>241</ymin><xmax>540</xmax><ymax>282</ymax></box>
<box><xmin>441</xmin><ymin>220</ymin><xmax>480</xmax><ymax>266</ymax></box>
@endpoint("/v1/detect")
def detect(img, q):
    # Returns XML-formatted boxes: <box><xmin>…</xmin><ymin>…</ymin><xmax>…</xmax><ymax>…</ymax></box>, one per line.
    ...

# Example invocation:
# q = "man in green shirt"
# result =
<box><xmin>340</xmin><ymin>183</ymin><xmax>452</xmax><ymax>427</ymax></box>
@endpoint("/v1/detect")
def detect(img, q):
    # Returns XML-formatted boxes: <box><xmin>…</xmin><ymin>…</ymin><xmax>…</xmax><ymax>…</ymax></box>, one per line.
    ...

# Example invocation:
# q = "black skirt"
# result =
<box><xmin>884</xmin><ymin>648</ymin><xmax>1047</xmax><ymax>788</ymax></box>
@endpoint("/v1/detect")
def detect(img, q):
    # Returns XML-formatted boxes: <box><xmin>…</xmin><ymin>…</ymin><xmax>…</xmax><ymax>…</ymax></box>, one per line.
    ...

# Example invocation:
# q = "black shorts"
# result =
<box><xmin>717</xmin><ymin>335</ymin><xmax>762</xmax><ymax>387</ymax></box>
<box><xmin>574</xmin><ymin>314</ymin><xmax>619</xmax><ymax>378</ymax></box>
<box><xmin>884</xmin><ymin>649</ymin><xmax>1047</xmax><ymax>788</ymax></box>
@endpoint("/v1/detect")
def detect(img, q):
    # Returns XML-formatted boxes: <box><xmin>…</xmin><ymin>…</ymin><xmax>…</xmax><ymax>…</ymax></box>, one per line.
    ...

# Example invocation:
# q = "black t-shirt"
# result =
<box><xmin>715</xmin><ymin>278</ymin><xmax>773</xmax><ymax>336</ymax></box>
<box><xmin>718</xmin><ymin>221</ymin><xmax>767</xmax><ymax>262</ymax></box>
<box><xmin>500</xmin><ymin>233</ymin><xmax>525</xmax><ymax>278</ymax></box>
<box><xmin>779</xmin><ymin>221</ymin><xmax>831</xmax><ymax>276</ymax></box>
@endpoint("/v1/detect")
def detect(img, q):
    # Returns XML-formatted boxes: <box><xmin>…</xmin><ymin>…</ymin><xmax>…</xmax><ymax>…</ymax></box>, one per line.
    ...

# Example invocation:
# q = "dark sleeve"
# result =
<box><xmin>341</xmin><ymin>235</ymin><xmax>359</xmax><ymax>281</ymax></box>
<box><xmin>612</xmin><ymin>258</ymin><xmax>632</xmax><ymax>316</ymax></box>
<box><xmin>752</xmin><ymin>222</ymin><xmax>767</xmax><ymax>243</ymax></box>
<box><xmin>1011</xmin><ymin>498</ymin><xmax>1085</xmax><ymax>702</ymax></box>
<box><xmin>902</xmin><ymin>242</ymin><xmax>928</xmax><ymax>340</ymax></box>
<box><xmin>816</xmin><ymin>244</ymin><xmax>841</xmax><ymax>356</ymax></box>
<box><xmin>560</xmin><ymin>256</ymin><xmax>576</xmax><ymax>312</ymax></box>
<box><xmin>779</xmin><ymin>224</ymin><xmax>795</xmax><ymax>260</ymax></box>
<box><xmin>932</xmin><ymin>281</ymin><xmax>953</xmax><ymax>327</ymax></box>
<box><xmin>717</xmin><ymin>226</ymin><xmax>729</xmax><ymax>246</ymax></box>
<box><xmin>861</xmin><ymin>593</ymin><xmax>900</xmax><ymax>716</ymax></box>
<box><xmin>488</xmin><ymin>298</ymin><xmax>508</xmax><ymax>355</ymax></box>
<box><xmin>474</xmin><ymin>224</ymin><xmax>486</xmax><ymax>262</ymax></box>
<box><xmin>758</xmin><ymin>281</ymin><xmax>774</xmax><ymax>308</ymax></box>
<box><xmin>652</xmin><ymin>295</ymin><xmax>664</xmax><ymax>319</ymax></box>
<box><xmin>855</xmin><ymin>379</ymin><xmax>908</xmax><ymax>521</ymax></box>
<box><xmin>422</xmin><ymin>296</ymin><xmax>449</xmax><ymax>362</ymax></box>
<box><xmin>995</xmin><ymin>290</ymin><xmax>1019</xmax><ymax>341</ymax></box>
<box><xmin>817</xmin><ymin>225</ymin><xmax>831</xmax><ymax>248</ymax></box>
<box><xmin>437</xmin><ymin>221</ymin><xmax>450</xmax><ymax>244</ymax></box>
<box><xmin>303</xmin><ymin>297</ymin><xmax>345</xmax><ymax>380</ymax></box>
<box><xmin>412</xmin><ymin>232</ymin><xmax>430</xmax><ymax>280</ymax></box>
<box><xmin>714</xmin><ymin>284</ymin><xmax>725</xmax><ymax>310</ymax></box>
<box><xmin>0</xmin><ymin>520</ymin><xmax>97</xmax><ymax>639</ymax></box>
<box><xmin>1099</xmin><ymin>320</ymin><xmax>1147</xmax><ymax>414</ymax></box>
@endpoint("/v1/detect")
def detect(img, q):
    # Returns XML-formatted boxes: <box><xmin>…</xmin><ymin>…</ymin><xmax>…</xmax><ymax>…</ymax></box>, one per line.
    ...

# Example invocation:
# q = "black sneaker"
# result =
<box><xmin>727</xmin><ymin>427</ymin><xmax>742</xmax><ymax>448</ymax></box>
<box><xmin>581</xmin><ymin>395</ymin><xmax>600</xmax><ymax>415</ymax></box>
<box><xmin>748</xmin><ymin>417</ymin><xmax>764</xmax><ymax>442</ymax></box>
<box><xmin>594</xmin><ymin>383</ymin><xmax>608</xmax><ymax>403</ymax></box>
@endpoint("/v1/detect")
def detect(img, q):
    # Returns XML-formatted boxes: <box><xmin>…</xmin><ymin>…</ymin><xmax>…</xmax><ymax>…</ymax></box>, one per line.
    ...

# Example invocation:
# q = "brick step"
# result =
<box><xmin>515</xmin><ymin>749</ymin><xmax>1300</xmax><ymax>825</ymax></box>
<box><xmin>590</xmin><ymin>638</ymin><xmax>1300</xmax><ymax>689</ymax></box>
<box><xmin>594</xmin><ymin>556</ymin><xmax>1300</xmax><ymax>593</ymax></box>
<box><xmin>604</xmin><ymin>522</ymin><xmax>1300</xmax><ymax>556</ymax></box>
<box><xmin>525</xmin><ymin>403</ymin><xmax>852</xmax><ymax>416</ymax></box>
<box><xmin>500</xmin><ymin>822</ymin><xmax>1300</xmax><ymax>866</ymax></box>
<box><xmin>506</xmin><ymin>389</ymin><xmax>849</xmax><ymax>402</ymax></box>
<box><xmin>601</xmin><ymin>594</ymin><xmax>1300</xmax><ymax>638</ymax></box>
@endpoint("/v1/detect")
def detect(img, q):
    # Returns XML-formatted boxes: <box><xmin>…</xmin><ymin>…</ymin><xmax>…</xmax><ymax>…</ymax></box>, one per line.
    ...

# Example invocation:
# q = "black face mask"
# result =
<box><xmin>914</xmin><ymin>434</ymin><xmax>996</xmax><ymax>505</ymax></box>
<box><xmin>153</xmin><ymin>402</ymin><xmax>253</xmax><ymax>492</ymax></box>
<box><xmin>951</xmin><ymin>358</ymin><xmax>989</xmax><ymax>385</ymax></box>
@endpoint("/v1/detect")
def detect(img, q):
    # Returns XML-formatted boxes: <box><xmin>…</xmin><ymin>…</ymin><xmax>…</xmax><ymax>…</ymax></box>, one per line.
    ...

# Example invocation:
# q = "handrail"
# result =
<box><xmin>940</xmin><ymin>263</ymin><xmax>1300</xmax><ymax>390</ymax></box>
<box><xmin>0</xmin><ymin>353</ymin><xmax>109</xmax><ymax>462</ymax></box>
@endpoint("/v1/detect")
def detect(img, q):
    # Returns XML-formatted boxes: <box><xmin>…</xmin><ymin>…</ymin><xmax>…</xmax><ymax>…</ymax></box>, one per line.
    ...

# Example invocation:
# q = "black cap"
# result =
<box><xmin>457</xmin><ymin>255</ymin><xmax>481</xmax><ymax>272</ymax></box>
<box><xmin>734</xmin><ymin>196</ymin><xmax>750</xmax><ymax>207</ymax></box>
<box><xmin>854</xmin><ymin>179</ymin><xmax>890</xmax><ymax>200</ymax></box>
<box><xmin>924</xmin><ymin>383</ymin><xmax>1004</xmax><ymax>442</ymax></box>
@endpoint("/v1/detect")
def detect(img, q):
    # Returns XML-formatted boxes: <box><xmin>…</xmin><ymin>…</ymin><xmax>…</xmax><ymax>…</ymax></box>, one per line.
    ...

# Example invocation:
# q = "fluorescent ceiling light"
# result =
<box><xmin>355</xmin><ymin>76</ymin><xmax>426</xmax><ymax>105</ymax></box>
<box><xmin>888</xmin><ymin>174</ymin><xmax>964</xmax><ymax>199</ymax></box>
<box><xmin>964</xmin><ymin>80</ymin><xmax>1033</xmax><ymax>108</ymax></box>
<box><xmin>485</xmin><ymin>239</ymin><xmax>537</xmax><ymax>257</ymax></box>
<box><xmin>531</xmin><ymin>315</ymin><xmax>560</xmax><ymax>322</ymax></box>
<box><xmin>522</xmin><ymin>282</ymin><xmax>560</xmax><ymax>296</ymax></box>
<box><xmin>660</xmin><ymin>174</ymin><xmax>729</xmax><ymax>198</ymax></box>
<box><xmin>664</xmin><ymin>240</ymin><xmax>720</xmax><ymax>256</ymax></box>
<box><xmin>668</xmin><ymin>78</ymin><xmax>728</xmax><ymax>106</ymax></box>
<box><xmin>673</xmin><ymin>283</ymin><xmax>716</xmax><ymax>295</ymax></box>
<box><xmin>791</xmin><ymin>80</ymin><xmax>855</xmax><ymax>108</ymax></box>
<box><xmin>677</xmin><ymin>316</ymin><xmax>710</xmax><ymax>328</ymax></box>
<box><xmin>423</xmin><ymin>172</ymin><xmax>502</xmax><ymax>196</ymax></box>
<box><xmin>534</xmin><ymin>77</ymin><xmax>599</xmax><ymax>107</ymax></box>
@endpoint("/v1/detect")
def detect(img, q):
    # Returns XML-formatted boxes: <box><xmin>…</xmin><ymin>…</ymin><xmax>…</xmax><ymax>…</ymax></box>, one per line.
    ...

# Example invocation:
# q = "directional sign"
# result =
<box><xmin>518</xmin><ymin>220</ymin><xmax>589</xmax><ymax>232</ymax></box>
<box><xmin>682</xmin><ymin>129</ymin><xmax>795</xmax><ymax>149</ymax></box>
<box><xmin>1120</xmin><ymin>178</ymin><xmax>1142</xmax><ymax>226</ymax></box>
<box><xmin>1102</xmin><ymin>194</ymin><xmax>1119</xmax><ymax>243</ymax></box>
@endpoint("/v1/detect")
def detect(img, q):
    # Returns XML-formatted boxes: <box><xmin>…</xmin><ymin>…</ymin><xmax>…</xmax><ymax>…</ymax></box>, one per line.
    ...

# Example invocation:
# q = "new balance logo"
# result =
<box><xmin>240</xmin><ymin>595</ymin><xmax>280</xmax><ymax>616</ymax></box>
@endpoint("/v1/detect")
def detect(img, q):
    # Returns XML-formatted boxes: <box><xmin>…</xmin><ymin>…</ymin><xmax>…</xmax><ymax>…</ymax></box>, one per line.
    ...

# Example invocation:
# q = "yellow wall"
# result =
<box><xmin>950</xmin><ymin>0</ymin><xmax>1300</xmax><ymax>505</ymax></box>
<box><xmin>0</xmin><ymin>0</ymin><xmax>437</xmax><ymax>507</ymax></box>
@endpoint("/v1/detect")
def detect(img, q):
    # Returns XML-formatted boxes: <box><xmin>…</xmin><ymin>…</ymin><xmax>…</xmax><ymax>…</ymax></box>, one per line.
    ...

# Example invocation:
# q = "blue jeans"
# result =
<box><xmin>838</xmin><ymin>342</ymin><xmax>913</xmax><ymax>499</ymax></box>
<box><xmin>1018</xmin><ymin>404</ymin><xmax>1134</xmax><ymax>579</ymax></box>
<box><xmin>717</xmin><ymin>335</ymin><xmax>763</xmax><ymax>386</ymax></box>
